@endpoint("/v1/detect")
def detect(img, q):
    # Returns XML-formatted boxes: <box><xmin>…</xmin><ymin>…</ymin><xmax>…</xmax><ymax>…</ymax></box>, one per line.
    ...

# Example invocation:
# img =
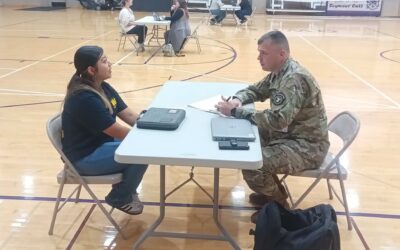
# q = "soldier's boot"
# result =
<box><xmin>249</xmin><ymin>174</ymin><xmax>289</xmax><ymax>207</ymax></box>
<box><xmin>249</xmin><ymin>175</ymin><xmax>290</xmax><ymax>224</ymax></box>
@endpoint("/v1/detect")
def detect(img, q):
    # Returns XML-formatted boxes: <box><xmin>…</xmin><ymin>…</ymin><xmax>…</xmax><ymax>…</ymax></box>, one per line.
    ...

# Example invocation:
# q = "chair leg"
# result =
<box><xmin>75</xmin><ymin>184</ymin><xmax>82</xmax><ymax>203</ymax></box>
<box><xmin>339</xmin><ymin>179</ymin><xmax>352</xmax><ymax>230</ymax></box>
<box><xmin>327</xmin><ymin>178</ymin><xmax>333</xmax><ymax>200</ymax></box>
<box><xmin>118</xmin><ymin>36</ymin><xmax>123</xmax><ymax>51</ymax></box>
<box><xmin>122</xmin><ymin>36</ymin><xmax>127</xmax><ymax>50</ymax></box>
<box><xmin>281</xmin><ymin>179</ymin><xmax>294</xmax><ymax>207</ymax></box>
<box><xmin>196</xmin><ymin>38</ymin><xmax>201</xmax><ymax>53</ymax></box>
<box><xmin>292</xmin><ymin>175</ymin><xmax>324</xmax><ymax>208</ymax></box>
<box><xmin>80</xmin><ymin>182</ymin><xmax>127</xmax><ymax>239</ymax></box>
<box><xmin>48</xmin><ymin>176</ymin><xmax>66</xmax><ymax>235</ymax></box>
<box><xmin>337</xmin><ymin>168</ymin><xmax>352</xmax><ymax>230</ymax></box>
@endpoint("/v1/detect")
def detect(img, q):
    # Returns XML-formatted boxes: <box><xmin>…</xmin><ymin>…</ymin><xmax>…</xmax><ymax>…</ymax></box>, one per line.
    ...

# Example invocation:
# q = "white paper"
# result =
<box><xmin>188</xmin><ymin>95</ymin><xmax>225</xmax><ymax>114</ymax></box>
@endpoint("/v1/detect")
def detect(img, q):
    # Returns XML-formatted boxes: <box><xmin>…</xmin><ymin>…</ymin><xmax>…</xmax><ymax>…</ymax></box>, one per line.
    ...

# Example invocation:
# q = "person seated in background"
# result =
<box><xmin>209</xmin><ymin>0</ymin><xmax>226</xmax><ymax>25</ymax></box>
<box><xmin>119</xmin><ymin>0</ymin><xmax>148</xmax><ymax>52</ymax></box>
<box><xmin>235</xmin><ymin>0</ymin><xmax>252</xmax><ymax>24</ymax></box>
<box><xmin>163</xmin><ymin>0</ymin><xmax>191</xmax><ymax>56</ymax></box>
<box><xmin>62</xmin><ymin>45</ymin><xmax>148</xmax><ymax>215</ymax></box>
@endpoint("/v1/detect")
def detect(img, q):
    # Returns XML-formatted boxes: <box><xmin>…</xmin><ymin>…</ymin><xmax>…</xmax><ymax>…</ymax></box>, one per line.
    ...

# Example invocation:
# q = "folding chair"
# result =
<box><xmin>117</xmin><ymin>18</ymin><xmax>139</xmax><ymax>55</ymax></box>
<box><xmin>180</xmin><ymin>22</ymin><xmax>202</xmax><ymax>53</ymax></box>
<box><xmin>47</xmin><ymin>113</ymin><xmax>127</xmax><ymax>239</ymax></box>
<box><xmin>280</xmin><ymin>111</ymin><xmax>360</xmax><ymax>230</ymax></box>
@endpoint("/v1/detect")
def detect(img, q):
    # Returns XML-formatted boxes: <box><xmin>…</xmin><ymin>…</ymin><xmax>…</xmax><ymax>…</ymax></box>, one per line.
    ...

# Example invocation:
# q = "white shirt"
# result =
<box><xmin>119</xmin><ymin>7</ymin><xmax>135</xmax><ymax>33</ymax></box>
<box><xmin>209</xmin><ymin>0</ymin><xmax>223</xmax><ymax>10</ymax></box>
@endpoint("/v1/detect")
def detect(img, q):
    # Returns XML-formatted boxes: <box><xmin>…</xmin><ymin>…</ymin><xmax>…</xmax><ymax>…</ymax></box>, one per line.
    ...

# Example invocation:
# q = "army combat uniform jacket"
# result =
<box><xmin>232</xmin><ymin>58</ymin><xmax>330</xmax><ymax>169</ymax></box>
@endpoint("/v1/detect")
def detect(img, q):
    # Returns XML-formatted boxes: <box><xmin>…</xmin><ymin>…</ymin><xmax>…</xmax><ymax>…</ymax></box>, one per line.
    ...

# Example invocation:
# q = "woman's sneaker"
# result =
<box><xmin>135</xmin><ymin>42</ymin><xmax>145</xmax><ymax>52</ymax></box>
<box><xmin>109</xmin><ymin>194</ymin><xmax>144</xmax><ymax>215</ymax></box>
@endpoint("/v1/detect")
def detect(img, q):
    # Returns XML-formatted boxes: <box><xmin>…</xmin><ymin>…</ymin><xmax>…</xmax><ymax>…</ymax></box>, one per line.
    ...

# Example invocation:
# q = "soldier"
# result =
<box><xmin>216</xmin><ymin>30</ymin><xmax>330</xmax><ymax>223</ymax></box>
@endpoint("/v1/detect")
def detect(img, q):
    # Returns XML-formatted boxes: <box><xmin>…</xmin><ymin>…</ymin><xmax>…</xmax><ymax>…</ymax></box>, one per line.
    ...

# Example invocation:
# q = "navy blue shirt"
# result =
<box><xmin>239</xmin><ymin>0</ymin><xmax>252</xmax><ymax>12</ymax></box>
<box><xmin>61</xmin><ymin>82</ymin><xmax>127</xmax><ymax>162</ymax></box>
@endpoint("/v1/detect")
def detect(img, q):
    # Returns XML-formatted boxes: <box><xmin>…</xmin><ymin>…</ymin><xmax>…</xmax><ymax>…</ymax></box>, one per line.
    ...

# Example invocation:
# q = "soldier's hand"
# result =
<box><xmin>215</xmin><ymin>98</ymin><xmax>241</xmax><ymax>116</ymax></box>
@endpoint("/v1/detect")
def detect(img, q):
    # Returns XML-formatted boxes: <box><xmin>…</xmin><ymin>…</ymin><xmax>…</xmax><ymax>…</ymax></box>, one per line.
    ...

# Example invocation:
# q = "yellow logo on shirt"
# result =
<box><xmin>110</xmin><ymin>98</ymin><xmax>117</xmax><ymax>109</ymax></box>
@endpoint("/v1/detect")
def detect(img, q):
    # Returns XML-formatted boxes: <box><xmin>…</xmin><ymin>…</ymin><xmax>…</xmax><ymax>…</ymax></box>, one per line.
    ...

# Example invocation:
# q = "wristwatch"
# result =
<box><xmin>230</xmin><ymin>107</ymin><xmax>237</xmax><ymax>117</ymax></box>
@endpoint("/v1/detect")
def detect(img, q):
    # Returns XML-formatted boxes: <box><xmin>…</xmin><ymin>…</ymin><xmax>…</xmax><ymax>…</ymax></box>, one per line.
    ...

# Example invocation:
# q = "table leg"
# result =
<box><xmin>132</xmin><ymin>165</ymin><xmax>166</xmax><ymax>250</ymax></box>
<box><xmin>213</xmin><ymin>168</ymin><xmax>241</xmax><ymax>250</ymax></box>
<box><xmin>133</xmin><ymin>166</ymin><xmax>241</xmax><ymax>250</ymax></box>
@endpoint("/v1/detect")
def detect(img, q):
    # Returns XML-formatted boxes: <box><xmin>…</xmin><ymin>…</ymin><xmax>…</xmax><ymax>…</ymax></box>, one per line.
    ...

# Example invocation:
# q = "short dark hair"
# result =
<box><xmin>258</xmin><ymin>30</ymin><xmax>290</xmax><ymax>53</ymax></box>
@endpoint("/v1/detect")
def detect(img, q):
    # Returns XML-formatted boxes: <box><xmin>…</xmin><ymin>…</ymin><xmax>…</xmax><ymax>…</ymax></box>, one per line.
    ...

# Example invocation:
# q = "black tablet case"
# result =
<box><xmin>136</xmin><ymin>107</ymin><xmax>186</xmax><ymax>130</ymax></box>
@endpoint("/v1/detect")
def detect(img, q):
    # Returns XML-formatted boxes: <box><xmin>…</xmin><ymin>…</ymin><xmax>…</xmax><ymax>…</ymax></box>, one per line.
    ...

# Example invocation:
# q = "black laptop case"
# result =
<box><xmin>136</xmin><ymin>107</ymin><xmax>186</xmax><ymax>130</ymax></box>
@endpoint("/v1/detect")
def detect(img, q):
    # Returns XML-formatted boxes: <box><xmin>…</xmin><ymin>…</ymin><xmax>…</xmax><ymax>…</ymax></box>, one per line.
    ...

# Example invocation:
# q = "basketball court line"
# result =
<box><xmin>298</xmin><ymin>34</ymin><xmax>400</xmax><ymax>109</ymax></box>
<box><xmin>1</xmin><ymin>194</ymin><xmax>399</xmax><ymax>220</ymax></box>
<box><xmin>0</xmin><ymin>30</ymin><xmax>114</xmax><ymax>80</ymax></box>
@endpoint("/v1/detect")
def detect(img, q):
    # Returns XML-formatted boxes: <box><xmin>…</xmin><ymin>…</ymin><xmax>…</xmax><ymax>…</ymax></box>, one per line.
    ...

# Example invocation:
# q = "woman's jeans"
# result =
<box><xmin>235</xmin><ymin>9</ymin><xmax>252</xmax><ymax>21</ymax></box>
<box><xmin>74</xmin><ymin>141</ymin><xmax>148</xmax><ymax>207</ymax></box>
<box><xmin>210</xmin><ymin>9</ymin><xmax>226</xmax><ymax>23</ymax></box>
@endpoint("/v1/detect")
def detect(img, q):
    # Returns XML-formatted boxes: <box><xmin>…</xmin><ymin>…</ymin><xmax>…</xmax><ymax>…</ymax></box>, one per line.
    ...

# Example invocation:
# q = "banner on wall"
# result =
<box><xmin>326</xmin><ymin>0</ymin><xmax>382</xmax><ymax>16</ymax></box>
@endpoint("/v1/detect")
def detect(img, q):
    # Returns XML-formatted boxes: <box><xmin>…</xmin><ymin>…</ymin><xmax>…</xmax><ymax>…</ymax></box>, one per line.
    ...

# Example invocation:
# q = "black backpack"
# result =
<box><xmin>251</xmin><ymin>201</ymin><xmax>340</xmax><ymax>250</ymax></box>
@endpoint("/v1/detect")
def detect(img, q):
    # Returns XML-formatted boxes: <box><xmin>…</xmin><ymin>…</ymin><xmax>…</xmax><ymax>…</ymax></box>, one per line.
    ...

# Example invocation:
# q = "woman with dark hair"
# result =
<box><xmin>235</xmin><ymin>0</ymin><xmax>252</xmax><ymax>24</ymax></box>
<box><xmin>119</xmin><ymin>0</ymin><xmax>148</xmax><ymax>52</ymax></box>
<box><xmin>162</xmin><ymin>0</ymin><xmax>191</xmax><ymax>56</ymax></box>
<box><xmin>61</xmin><ymin>45</ymin><xmax>148</xmax><ymax>215</ymax></box>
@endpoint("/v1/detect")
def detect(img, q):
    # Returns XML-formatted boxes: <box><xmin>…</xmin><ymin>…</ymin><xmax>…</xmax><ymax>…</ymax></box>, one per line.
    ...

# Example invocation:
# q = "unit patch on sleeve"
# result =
<box><xmin>272</xmin><ymin>92</ymin><xmax>286</xmax><ymax>105</ymax></box>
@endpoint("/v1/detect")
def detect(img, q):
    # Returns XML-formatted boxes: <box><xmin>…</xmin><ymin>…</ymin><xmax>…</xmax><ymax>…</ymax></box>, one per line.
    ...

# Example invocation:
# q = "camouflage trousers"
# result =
<box><xmin>242</xmin><ymin>143</ymin><xmax>307</xmax><ymax>198</ymax></box>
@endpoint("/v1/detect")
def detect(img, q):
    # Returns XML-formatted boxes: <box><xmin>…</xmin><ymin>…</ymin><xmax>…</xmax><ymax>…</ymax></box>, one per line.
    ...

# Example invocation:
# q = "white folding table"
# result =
<box><xmin>133</xmin><ymin>16</ymin><xmax>170</xmax><ymax>47</ymax></box>
<box><xmin>221</xmin><ymin>4</ymin><xmax>241</xmax><ymax>25</ymax></box>
<box><xmin>115</xmin><ymin>81</ymin><xmax>263</xmax><ymax>250</ymax></box>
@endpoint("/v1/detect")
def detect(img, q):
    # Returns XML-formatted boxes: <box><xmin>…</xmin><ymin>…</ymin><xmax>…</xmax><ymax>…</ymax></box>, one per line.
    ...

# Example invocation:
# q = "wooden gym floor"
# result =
<box><xmin>0</xmin><ymin>5</ymin><xmax>399</xmax><ymax>250</ymax></box>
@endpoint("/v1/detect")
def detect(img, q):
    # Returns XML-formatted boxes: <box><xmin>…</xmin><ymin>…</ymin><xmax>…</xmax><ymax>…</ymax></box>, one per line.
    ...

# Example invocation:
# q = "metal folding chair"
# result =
<box><xmin>46</xmin><ymin>113</ymin><xmax>127</xmax><ymax>239</ymax></box>
<box><xmin>281</xmin><ymin>111</ymin><xmax>360</xmax><ymax>230</ymax></box>
<box><xmin>180</xmin><ymin>22</ymin><xmax>202</xmax><ymax>53</ymax></box>
<box><xmin>117</xmin><ymin>18</ymin><xmax>139</xmax><ymax>55</ymax></box>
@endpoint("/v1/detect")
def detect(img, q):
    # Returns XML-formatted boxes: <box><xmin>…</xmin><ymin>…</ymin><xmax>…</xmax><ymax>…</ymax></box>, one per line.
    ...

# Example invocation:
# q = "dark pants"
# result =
<box><xmin>127</xmin><ymin>25</ymin><xmax>148</xmax><ymax>44</ymax></box>
<box><xmin>235</xmin><ymin>9</ymin><xmax>252</xmax><ymax>21</ymax></box>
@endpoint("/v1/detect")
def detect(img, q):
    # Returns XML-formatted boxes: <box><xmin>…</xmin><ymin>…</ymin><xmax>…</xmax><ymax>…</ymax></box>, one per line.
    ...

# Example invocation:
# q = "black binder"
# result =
<box><xmin>136</xmin><ymin>107</ymin><xmax>186</xmax><ymax>130</ymax></box>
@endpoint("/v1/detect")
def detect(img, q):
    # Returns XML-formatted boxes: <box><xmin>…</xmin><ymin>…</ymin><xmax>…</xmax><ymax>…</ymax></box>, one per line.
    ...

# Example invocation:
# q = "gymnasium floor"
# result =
<box><xmin>0</xmin><ymin>5</ymin><xmax>399</xmax><ymax>250</ymax></box>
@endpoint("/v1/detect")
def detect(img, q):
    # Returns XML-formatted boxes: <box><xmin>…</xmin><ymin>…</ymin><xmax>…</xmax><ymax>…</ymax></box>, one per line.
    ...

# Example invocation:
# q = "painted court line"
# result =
<box><xmin>0</xmin><ymin>31</ymin><xmax>114</xmax><ymax>80</ymax></box>
<box><xmin>1</xmin><ymin>195</ymin><xmax>400</xmax><ymax>220</ymax></box>
<box><xmin>0</xmin><ymin>88</ymin><xmax>64</xmax><ymax>97</ymax></box>
<box><xmin>298</xmin><ymin>35</ymin><xmax>400</xmax><ymax>109</ymax></box>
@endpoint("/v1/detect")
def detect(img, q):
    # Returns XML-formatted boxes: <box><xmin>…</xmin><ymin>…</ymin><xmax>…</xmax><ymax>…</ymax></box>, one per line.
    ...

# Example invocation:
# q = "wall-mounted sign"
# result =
<box><xmin>326</xmin><ymin>0</ymin><xmax>382</xmax><ymax>16</ymax></box>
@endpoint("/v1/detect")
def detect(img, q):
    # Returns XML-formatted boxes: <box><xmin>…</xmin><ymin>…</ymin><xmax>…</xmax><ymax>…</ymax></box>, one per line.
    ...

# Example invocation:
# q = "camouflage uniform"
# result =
<box><xmin>232</xmin><ymin>58</ymin><xmax>330</xmax><ymax>199</ymax></box>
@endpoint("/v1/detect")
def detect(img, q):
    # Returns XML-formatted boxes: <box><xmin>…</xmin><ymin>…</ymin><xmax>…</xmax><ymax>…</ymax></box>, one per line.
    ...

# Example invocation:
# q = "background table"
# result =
<box><xmin>221</xmin><ymin>4</ymin><xmax>241</xmax><ymax>24</ymax></box>
<box><xmin>134</xmin><ymin>16</ymin><xmax>170</xmax><ymax>46</ymax></box>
